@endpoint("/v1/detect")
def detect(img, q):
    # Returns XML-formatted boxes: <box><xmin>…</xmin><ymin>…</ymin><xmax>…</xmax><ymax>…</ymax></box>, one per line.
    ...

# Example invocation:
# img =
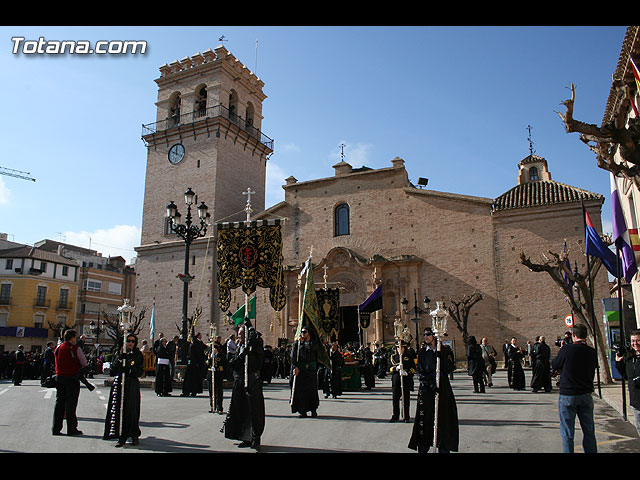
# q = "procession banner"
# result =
<box><xmin>216</xmin><ymin>220</ymin><xmax>286</xmax><ymax>313</ymax></box>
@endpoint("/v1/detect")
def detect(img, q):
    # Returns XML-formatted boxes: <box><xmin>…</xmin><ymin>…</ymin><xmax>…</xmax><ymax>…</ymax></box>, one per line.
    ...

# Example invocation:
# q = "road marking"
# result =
<box><xmin>0</xmin><ymin>388</ymin><xmax>7</xmax><ymax>396</ymax></box>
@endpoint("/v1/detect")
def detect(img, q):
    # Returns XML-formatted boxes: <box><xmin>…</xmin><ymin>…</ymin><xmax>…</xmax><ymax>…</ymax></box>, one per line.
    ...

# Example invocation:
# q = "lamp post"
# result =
<box><xmin>401</xmin><ymin>289</ymin><xmax>430</xmax><ymax>351</ymax></box>
<box><xmin>166</xmin><ymin>188</ymin><xmax>209</xmax><ymax>365</ymax></box>
<box><xmin>89</xmin><ymin>311</ymin><xmax>105</xmax><ymax>352</ymax></box>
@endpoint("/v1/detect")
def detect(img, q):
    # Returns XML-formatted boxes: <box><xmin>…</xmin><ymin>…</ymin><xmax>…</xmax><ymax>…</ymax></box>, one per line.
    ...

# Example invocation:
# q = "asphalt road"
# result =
<box><xmin>1</xmin><ymin>369</ymin><xmax>639</xmax><ymax>454</ymax></box>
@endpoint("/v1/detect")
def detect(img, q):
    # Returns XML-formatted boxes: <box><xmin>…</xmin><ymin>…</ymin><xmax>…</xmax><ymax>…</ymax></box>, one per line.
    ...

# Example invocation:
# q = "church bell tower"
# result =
<box><xmin>135</xmin><ymin>45</ymin><xmax>273</xmax><ymax>341</ymax></box>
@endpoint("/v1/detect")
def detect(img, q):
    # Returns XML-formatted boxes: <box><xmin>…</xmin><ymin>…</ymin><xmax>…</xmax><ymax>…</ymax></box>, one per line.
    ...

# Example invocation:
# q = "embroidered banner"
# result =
<box><xmin>316</xmin><ymin>287</ymin><xmax>340</xmax><ymax>339</ymax></box>
<box><xmin>216</xmin><ymin>220</ymin><xmax>286</xmax><ymax>313</ymax></box>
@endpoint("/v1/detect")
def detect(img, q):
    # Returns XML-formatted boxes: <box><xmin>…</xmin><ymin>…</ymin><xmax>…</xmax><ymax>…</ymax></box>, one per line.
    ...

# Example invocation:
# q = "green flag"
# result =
<box><xmin>231</xmin><ymin>295</ymin><xmax>256</xmax><ymax>326</ymax></box>
<box><xmin>295</xmin><ymin>261</ymin><xmax>331</xmax><ymax>370</ymax></box>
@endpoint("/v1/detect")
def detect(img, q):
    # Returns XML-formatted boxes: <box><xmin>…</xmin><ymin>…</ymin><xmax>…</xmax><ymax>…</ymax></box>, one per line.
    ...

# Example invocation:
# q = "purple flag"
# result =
<box><xmin>611</xmin><ymin>173</ymin><xmax>638</xmax><ymax>282</ymax></box>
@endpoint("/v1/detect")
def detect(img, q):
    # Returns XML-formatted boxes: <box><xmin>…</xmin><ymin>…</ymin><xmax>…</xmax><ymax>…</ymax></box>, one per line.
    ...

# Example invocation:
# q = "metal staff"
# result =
<box><xmin>393</xmin><ymin>318</ymin><xmax>405</xmax><ymax>421</ymax></box>
<box><xmin>117</xmin><ymin>299</ymin><xmax>135</xmax><ymax>439</ymax></box>
<box><xmin>430</xmin><ymin>302</ymin><xmax>448</xmax><ymax>453</ymax></box>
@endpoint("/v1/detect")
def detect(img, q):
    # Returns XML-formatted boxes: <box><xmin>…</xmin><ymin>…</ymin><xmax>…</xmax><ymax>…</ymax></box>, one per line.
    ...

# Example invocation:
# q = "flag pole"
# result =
<box><xmin>581</xmin><ymin>200</ymin><xmax>602</xmax><ymax>398</ymax></box>
<box><xmin>616</xmin><ymin>245</ymin><xmax>629</xmax><ymax>421</ymax></box>
<box><xmin>242</xmin><ymin>187</ymin><xmax>254</xmax><ymax>389</ymax></box>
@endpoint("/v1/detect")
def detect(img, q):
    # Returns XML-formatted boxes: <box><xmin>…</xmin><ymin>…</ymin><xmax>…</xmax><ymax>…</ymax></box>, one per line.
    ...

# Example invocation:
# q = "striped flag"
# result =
<box><xmin>149</xmin><ymin>302</ymin><xmax>156</xmax><ymax>342</ymax></box>
<box><xmin>630</xmin><ymin>57</ymin><xmax>640</xmax><ymax>116</ymax></box>
<box><xmin>611</xmin><ymin>172</ymin><xmax>638</xmax><ymax>282</ymax></box>
<box><xmin>231</xmin><ymin>295</ymin><xmax>256</xmax><ymax>326</ymax></box>
<box><xmin>584</xmin><ymin>208</ymin><xmax>618</xmax><ymax>278</ymax></box>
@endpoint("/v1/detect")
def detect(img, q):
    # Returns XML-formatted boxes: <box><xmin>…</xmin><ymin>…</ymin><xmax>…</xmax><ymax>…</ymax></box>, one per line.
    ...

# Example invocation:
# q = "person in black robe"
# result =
<box><xmin>104</xmin><ymin>334</ymin><xmax>144</xmax><ymax>447</ymax></box>
<box><xmin>182</xmin><ymin>332</ymin><xmax>207</xmax><ymax>397</ymax></box>
<box><xmin>41</xmin><ymin>342</ymin><xmax>55</xmax><ymax>386</ymax></box>
<box><xmin>261</xmin><ymin>345</ymin><xmax>274</xmax><ymax>384</ymax></box>
<box><xmin>466</xmin><ymin>336</ymin><xmax>485</xmax><ymax>393</ymax></box>
<box><xmin>222</xmin><ymin>322</ymin><xmax>265</xmax><ymax>451</ymax></box>
<box><xmin>209</xmin><ymin>342</ymin><xmax>227</xmax><ymax>414</ymax></box>
<box><xmin>507</xmin><ymin>337</ymin><xmax>526</xmax><ymax>391</ymax></box>
<box><xmin>290</xmin><ymin>327</ymin><xmax>320</xmax><ymax>418</ymax></box>
<box><xmin>155</xmin><ymin>338</ymin><xmax>173</xmax><ymax>397</ymax></box>
<box><xmin>409</xmin><ymin>327</ymin><xmax>459</xmax><ymax>453</ymax></box>
<box><xmin>390</xmin><ymin>341</ymin><xmax>416</xmax><ymax>423</ymax></box>
<box><xmin>373</xmin><ymin>343</ymin><xmax>386</xmax><ymax>379</ymax></box>
<box><xmin>12</xmin><ymin>345</ymin><xmax>25</xmax><ymax>386</ymax></box>
<box><xmin>530</xmin><ymin>335</ymin><xmax>552</xmax><ymax>392</ymax></box>
<box><xmin>360</xmin><ymin>343</ymin><xmax>375</xmax><ymax>390</ymax></box>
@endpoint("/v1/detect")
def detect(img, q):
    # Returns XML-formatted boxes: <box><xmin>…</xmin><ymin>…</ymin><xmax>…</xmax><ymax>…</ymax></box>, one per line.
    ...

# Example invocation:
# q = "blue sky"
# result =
<box><xmin>0</xmin><ymin>26</ymin><xmax>628</xmax><ymax>263</ymax></box>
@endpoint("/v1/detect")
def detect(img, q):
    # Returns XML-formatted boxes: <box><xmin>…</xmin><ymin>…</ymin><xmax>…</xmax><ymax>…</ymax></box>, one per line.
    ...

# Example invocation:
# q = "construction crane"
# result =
<box><xmin>0</xmin><ymin>167</ymin><xmax>36</xmax><ymax>182</ymax></box>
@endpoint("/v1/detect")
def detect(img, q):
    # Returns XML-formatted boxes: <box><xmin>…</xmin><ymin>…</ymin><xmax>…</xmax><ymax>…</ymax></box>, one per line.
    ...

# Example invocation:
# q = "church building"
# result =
<box><xmin>135</xmin><ymin>46</ymin><xmax>610</xmax><ymax>362</ymax></box>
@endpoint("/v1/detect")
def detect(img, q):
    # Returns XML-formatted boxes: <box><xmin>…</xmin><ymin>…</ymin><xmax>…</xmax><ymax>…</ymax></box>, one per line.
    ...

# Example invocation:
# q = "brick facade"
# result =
<box><xmin>136</xmin><ymin>47</ymin><xmax>610</xmax><ymax>363</ymax></box>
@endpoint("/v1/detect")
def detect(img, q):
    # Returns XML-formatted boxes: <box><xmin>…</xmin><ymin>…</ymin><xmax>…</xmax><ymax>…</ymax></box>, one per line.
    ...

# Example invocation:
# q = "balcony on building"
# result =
<box><xmin>141</xmin><ymin>103</ymin><xmax>274</xmax><ymax>151</ymax></box>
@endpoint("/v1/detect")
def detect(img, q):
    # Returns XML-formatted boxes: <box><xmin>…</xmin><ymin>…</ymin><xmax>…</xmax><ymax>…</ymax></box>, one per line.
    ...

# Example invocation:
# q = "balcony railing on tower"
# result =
<box><xmin>141</xmin><ymin>103</ymin><xmax>274</xmax><ymax>150</ymax></box>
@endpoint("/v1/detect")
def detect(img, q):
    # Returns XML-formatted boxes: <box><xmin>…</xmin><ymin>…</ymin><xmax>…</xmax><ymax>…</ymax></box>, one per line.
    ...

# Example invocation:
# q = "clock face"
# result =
<box><xmin>168</xmin><ymin>143</ymin><xmax>185</xmax><ymax>164</ymax></box>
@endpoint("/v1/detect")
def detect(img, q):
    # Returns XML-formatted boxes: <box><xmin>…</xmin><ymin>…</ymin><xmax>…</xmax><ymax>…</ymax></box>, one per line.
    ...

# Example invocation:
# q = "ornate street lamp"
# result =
<box><xmin>166</xmin><ymin>188</ymin><xmax>210</xmax><ymax>365</ymax></box>
<box><xmin>89</xmin><ymin>311</ymin><xmax>105</xmax><ymax>351</ymax></box>
<box><xmin>401</xmin><ymin>289</ymin><xmax>430</xmax><ymax>350</ymax></box>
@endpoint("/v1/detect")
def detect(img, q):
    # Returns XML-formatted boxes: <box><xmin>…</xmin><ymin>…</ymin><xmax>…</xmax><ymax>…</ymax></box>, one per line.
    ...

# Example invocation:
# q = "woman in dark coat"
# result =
<box><xmin>155</xmin><ymin>338</ymin><xmax>173</xmax><ymax>397</ymax></box>
<box><xmin>466</xmin><ymin>336</ymin><xmax>485</xmax><ymax>393</ymax></box>
<box><xmin>104</xmin><ymin>334</ymin><xmax>144</xmax><ymax>447</ymax></box>
<box><xmin>507</xmin><ymin>338</ymin><xmax>526</xmax><ymax>391</ymax></box>
<box><xmin>409</xmin><ymin>327</ymin><xmax>459</xmax><ymax>453</ymax></box>
<box><xmin>290</xmin><ymin>328</ymin><xmax>320</xmax><ymax>417</ymax></box>
<box><xmin>182</xmin><ymin>332</ymin><xmax>207</xmax><ymax>396</ymax></box>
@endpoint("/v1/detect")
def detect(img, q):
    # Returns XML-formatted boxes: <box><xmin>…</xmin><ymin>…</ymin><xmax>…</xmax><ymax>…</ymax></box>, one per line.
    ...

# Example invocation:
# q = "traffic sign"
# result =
<box><xmin>564</xmin><ymin>314</ymin><xmax>573</xmax><ymax>328</ymax></box>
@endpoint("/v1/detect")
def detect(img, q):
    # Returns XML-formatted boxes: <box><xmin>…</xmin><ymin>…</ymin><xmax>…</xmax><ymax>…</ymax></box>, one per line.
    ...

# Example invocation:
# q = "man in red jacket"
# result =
<box><xmin>52</xmin><ymin>329</ymin><xmax>88</xmax><ymax>436</ymax></box>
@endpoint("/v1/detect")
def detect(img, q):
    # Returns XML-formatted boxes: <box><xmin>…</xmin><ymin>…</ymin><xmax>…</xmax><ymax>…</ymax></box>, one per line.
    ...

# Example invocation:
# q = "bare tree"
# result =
<box><xmin>100</xmin><ymin>307</ymin><xmax>146</xmax><ymax>354</ymax></box>
<box><xmin>446</xmin><ymin>291</ymin><xmax>484</xmax><ymax>350</ymax></box>
<box><xmin>520</xmin><ymin>245</ymin><xmax>612</xmax><ymax>383</ymax></box>
<box><xmin>557</xmin><ymin>82</ymin><xmax>640</xmax><ymax>183</ymax></box>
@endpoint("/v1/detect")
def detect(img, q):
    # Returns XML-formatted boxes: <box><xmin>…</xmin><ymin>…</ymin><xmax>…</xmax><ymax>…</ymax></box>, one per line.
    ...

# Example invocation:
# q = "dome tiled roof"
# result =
<box><xmin>492</xmin><ymin>180</ymin><xmax>603</xmax><ymax>212</ymax></box>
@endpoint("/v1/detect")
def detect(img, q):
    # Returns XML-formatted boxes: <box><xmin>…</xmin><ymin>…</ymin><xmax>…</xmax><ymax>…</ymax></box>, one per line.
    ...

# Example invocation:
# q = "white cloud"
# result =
<box><xmin>332</xmin><ymin>141</ymin><xmax>373</xmax><ymax>167</ymax></box>
<box><xmin>63</xmin><ymin>225</ymin><xmax>141</xmax><ymax>263</ymax></box>
<box><xmin>0</xmin><ymin>177</ymin><xmax>10</xmax><ymax>205</ymax></box>
<box><xmin>279</xmin><ymin>143</ymin><xmax>301</xmax><ymax>153</ymax></box>
<box><xmin>266</xmin><ymin>161</ymin><xmax>287</xmax><ymax>208</ymax></box>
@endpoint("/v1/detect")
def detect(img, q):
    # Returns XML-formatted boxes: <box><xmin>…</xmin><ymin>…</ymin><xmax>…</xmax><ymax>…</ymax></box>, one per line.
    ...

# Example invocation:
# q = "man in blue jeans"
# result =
<box><xmin>551</xmin><ymin>323</ymin><xmax>598</xmax><ymax>453</ymax></box>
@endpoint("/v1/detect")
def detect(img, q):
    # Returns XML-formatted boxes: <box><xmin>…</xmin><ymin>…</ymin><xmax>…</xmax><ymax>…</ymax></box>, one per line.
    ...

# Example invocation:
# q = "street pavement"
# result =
<box><xmin>1</xmin><ymin>369</ymin><xmax>639</xmax><ymax>454</ymax></box>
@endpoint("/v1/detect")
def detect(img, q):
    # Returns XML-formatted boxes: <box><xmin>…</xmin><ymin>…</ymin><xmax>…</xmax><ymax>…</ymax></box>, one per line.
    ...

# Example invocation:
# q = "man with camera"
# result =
<box><xmin>615</xmin><ymin>329</ymin><xmax>640</xmax><ymax>435</ymax></box>
<box><xmin>52</xmin><ymin>329</ymin><xmax>88</xmax><ymax>436</ymax></box>
<box><xmin>551</xmin><ymin>323</ymin><xmax>598</xmax><ymax>453</ymax></box>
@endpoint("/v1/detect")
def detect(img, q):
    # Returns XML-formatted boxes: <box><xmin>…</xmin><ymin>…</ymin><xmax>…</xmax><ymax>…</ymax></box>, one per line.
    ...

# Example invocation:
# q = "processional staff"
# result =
<box><xmin>430</xmin><ymin>301</ymin><xmax>448</xmax><ymax>454</ymax></box>
<box><xmin>242</xmin><ymin>187</ymin><xmax>255</xmax><ymax>389</ymax></box>
<box><xmin>393</xmin><ymin>315</ymin><xmax>406</xmax><ymax>421</ymax></box>
<box><xmin>117</xmin><ymin>299</ymin><xmax>135</xmax><ymax>437</ymax></box>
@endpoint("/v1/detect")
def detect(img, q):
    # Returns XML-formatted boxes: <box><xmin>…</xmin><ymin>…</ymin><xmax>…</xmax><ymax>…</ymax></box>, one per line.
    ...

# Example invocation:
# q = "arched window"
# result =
<box><xmin>246</xmin><ymin>102</ymin><xmax>254</xmax><ymax>126</ymax></box>
<box><xmin>169</xmin><ymin>93</ymin><xmax>181</xmax><ymax>127</ymax></box>
<box><xmin>335</xmin><ymin>203</ymin><xmax>350</xmax><ymax>236</ymax></box>
<box><xmin>195</xmin><ymin>86</ymin><xmax>207</xmax><ymax>118</ymax></box>
<box><xmin>529</xmin><ymin>166</ymin><xmax>539</xmax><ymax>181</ymax></box>
<box><xmin>229</xmin><ymin>90</ymin><xmax>238</xmax><ymax>123</ymax></box>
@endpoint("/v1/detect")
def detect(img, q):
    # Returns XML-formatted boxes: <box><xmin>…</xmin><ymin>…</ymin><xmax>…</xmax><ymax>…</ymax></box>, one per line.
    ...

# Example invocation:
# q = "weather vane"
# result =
<box><xmin>527</xmin><ymin>125</ymin><xmax>536</xmax><ymax>156</ymax></box>
<box><xmin>339</xmin><ymin>143</ymin><xmax>346</xmax><ymax>161</ymax></box>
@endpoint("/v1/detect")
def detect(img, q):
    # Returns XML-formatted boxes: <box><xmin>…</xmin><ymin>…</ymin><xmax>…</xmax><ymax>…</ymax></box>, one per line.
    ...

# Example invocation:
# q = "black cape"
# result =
<box><xmin>290</xmin><ymin>339</ymin><xmax>320</xmax><ymax>414</ymax></box>
<box><xmin>222</xmin><ymin>328</ymin><xmax>265</xmax><ymax>443</ymax></box>
<box><xmin>408</xmin><ymin>344</ymin><xmax>459</xmax><ymax>453</ymax></box>
<box><xmin>104</xmin><ymin>349</ymin><xmax>144</xmax><ymax>441</ymax></box>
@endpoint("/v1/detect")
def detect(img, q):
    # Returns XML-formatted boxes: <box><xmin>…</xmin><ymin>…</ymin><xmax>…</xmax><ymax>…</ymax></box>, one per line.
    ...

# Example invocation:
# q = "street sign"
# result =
<box><xmin>564</xmin><ymin>314</ymin><xmax>573</xmax><ymax>328</ymax></box>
